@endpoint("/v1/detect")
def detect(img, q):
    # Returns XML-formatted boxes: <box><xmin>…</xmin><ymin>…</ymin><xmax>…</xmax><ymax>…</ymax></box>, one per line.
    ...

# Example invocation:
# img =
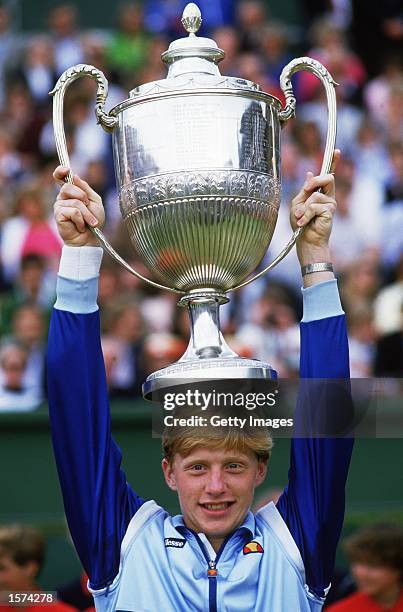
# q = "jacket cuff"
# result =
<box><xmin>54</xmin><ymin>277</ymin><xmax>99</xmax><ymax>314</ymax></box>
<box><xmin>54</xmin><ymin>246</ymin><xmax>103</xmax><ymax>313</ymax></box>
<box><xmin>301</xmin><ymin>279</ymin><xmax>344</xmax><ymax>323</ymax></box>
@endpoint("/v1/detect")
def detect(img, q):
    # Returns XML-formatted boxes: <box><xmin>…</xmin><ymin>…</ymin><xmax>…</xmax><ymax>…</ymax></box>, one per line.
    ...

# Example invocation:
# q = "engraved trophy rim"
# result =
<box><xmin>108</xmin><ymin>85</ymin><xmax>282</xmax><ymax>118</ymax></box>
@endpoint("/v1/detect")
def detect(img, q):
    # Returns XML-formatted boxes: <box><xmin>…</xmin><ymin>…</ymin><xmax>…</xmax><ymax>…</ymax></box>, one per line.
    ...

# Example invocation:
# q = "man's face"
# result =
<box><xmin>162</xmin><ymin>447</ymin><xmax>267</xmax><ymax>549</ymax></box>
<box><xmin>351</xmin><ymin>562</ymin><xmax>401</xmax><ymax>598</ymax></box>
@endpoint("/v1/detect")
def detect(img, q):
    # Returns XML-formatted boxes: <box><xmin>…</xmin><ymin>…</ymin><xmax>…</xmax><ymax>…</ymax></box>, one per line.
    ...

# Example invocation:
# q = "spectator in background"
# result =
<box><xmin>266</xmin><ymin>141</ymin><xmax>302</xmax><ymax>291</ymax></box>
<box><xmin>351</xmin><ymin>118</ymin><xmax>391</xmax><ymax>186</ymax></box>
<box><xmin>1</xmin><ymin>83</ymin><xmax>46</xmax><ymax>168</ymax></box>
<box><xmin>351</xmin><ymin>1</ymin><xmax>403</xmax><ymax>77</ymax></box>
<box><xmin>299</xmin><ymin>17</ymin><xmax>366</xmax><ymax>104</ymax></box>
<box><xmin>0</xmin><ymin>127</ymin><xmax>23</xmax><ymax>186</ymax></box>
<box><xmin>384</xmin><ymin>142</ymin><xmax>403</xmax><ymax>208</ymax></box>
<box><xmin>0</xmin><ymin>343</ymin><xmax>41</xmax><ymax>412</ymax></box>
<box><xmin>101</xmin><ymin>334</ymin><xmax>126</xmax><ymax>393</ymax></box>
<box><xmin>333</xmin><ymin>156</ymin><xmax>383</xmax><ymax>255</ymax></box>
<box><xmin>364</xmin><ymin>56</ymin><xmax>403</xmax><ymax>134</ymax></box>
<box><xmin>340</xmin><ymin>255</ymin><xmax>380</xmax><ymax>316</ymax></box>
<box><xmin>97</xmin><ymin>261</ymin><xmax>123</xmax><ymax>311</ymax></box>
<box><xmin>0</xmin><ymin>525</ymin><xmax>75</xmax><ymax>610</ymax></box>
<box><xmin>299</xmin><ymin>83</ymin><xmax>364</xmax><ymax>158</ymax></box>
<box><xmin>374</xmin><ymin>301</ymin><xmax>403</xmax><ymax>378</ymax></box>
<box><xmin>11</xmin><ymin>304</ymin><xmax>46</xmax><ymax>404</ymax></box>
<box><xmin>330</xmin><ymin>176</ymin><xmax>373</xmax><ymax>273</ymax></box>
<box><xmin>0</xmin><ymin>186</ymin><xmax>62</xmax><ymax>283</ymax></box>
<box><xmin>327</xmin><ymin>523</ymin><xmax>403</xmax><ymax>611</ymax></box>
<box><xmin>347</xmin><ymin>305</ymin><xmax>377</xmax><ymax>378</ymax></box>
<box><xmin>63</xmin><ymin>92</ymin><xmax>109</xmax><ymax>175</ymax></box>
<box><xmin>106</xmin><ymin>4</ymin><xmax>150</xmax><ymax>87</ymax></box>
<box><xmin>374</xmin><ymin>255</ymin><xmax>403</xmax><ymax>336</ymax></box>
<box><xmin>236</xmin><ymin>51</ymin><xmax>281</xmax><ymax>97</ymax></box>
<box><xmin>212</xmin><ymin>26</ymin><xmax>240</xmax><ymax>76</ymax></box>
<box><xmin>101</xmin><ymin>300</ymin><xmax>145</xmax><ymax>398</ymax></box>
<box><xmin>236</xmin><ymin>0</ymin><xmax>266</xmax><ymax>53</ymax></box>
<box><xmin>235</xmin><ymin>284</ymin><xmax>300</xmax><ymax>377</ymax></box>
<box><xmin>10</xmin><ymin>36</ymin><xmax>57</xmax><ymax>108</ymax></box>
<box><xmin>135</xmin><ymin>34</ymin><xmax>168</xmax><ymax>85</ymax></box>
<box><xmin>381</xmin><ymin>143</ymin><xmax>403</xmax><ymax>273</ymax></box>
<box><xmin>293</xmin><ymin>120</ymin><xmax>323</xmax><ymax>176</ymax></box>
<box><xmin>383</xmin><ymin>84</ymin><xmax>403</xmax><ymax>146</ymax></box>
<box><xmin>143</xmin><ymin>332</ymin><xmax>186</xmax><ymax>376</ymax></box>
<box><xmin>140</xmin><ymin>289</ymin><xmax>178</xmax><ymax>334</ymax></box>
<box><xmin>0</xmin><ymin>6</ymin><xmax>20</xmax><ymax>111</ymax></box>
<box><xmin>258</xmin><ymin>21</ymin><xmax>293</xmax><ymax>86</ymax></box>
<box><xmin>48</xmin><ymin>4</ymin><xmax>84</xmax><ymax>75</ymax></box>
<box><xmin>0</xmin><ymin>254</ymin><xmax>54</xmax><ymax>337</ymax></box>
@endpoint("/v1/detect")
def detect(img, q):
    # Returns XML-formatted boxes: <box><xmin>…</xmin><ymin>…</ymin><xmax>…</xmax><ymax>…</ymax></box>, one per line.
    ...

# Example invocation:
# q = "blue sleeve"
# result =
<box><xmin>47</xmin><ymin>307</ymin><xmax>145</xmax><ymax>590</ymax></box>
<box><xmin>276</xmin><ymin>313</ymin><xmax>354</xmax><ymax>597</ymax></box>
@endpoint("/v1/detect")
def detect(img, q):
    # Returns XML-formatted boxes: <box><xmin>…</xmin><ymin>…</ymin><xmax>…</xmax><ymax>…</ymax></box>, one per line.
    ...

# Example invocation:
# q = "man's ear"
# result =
<box><xmin>162</xmin><ymin>457</ymin><xmax>178</xmax><ymax>491</ymax></box>
<box><xmin>255</xmin><ymin>460</ymin><xmax>268</xmax><ymax>487</ymax></box>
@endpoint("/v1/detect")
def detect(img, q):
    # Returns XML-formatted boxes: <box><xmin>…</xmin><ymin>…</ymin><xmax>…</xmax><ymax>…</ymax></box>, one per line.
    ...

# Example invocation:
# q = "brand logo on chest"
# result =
<box><xmin>243</xmin><ymin>541</ymin><xmax>264</xmax><ymax>555</ymax></box>
<box><xmin>165</xmin><ymin>537</ymin><xmax>186</xmax><ymax>548</ymax></box>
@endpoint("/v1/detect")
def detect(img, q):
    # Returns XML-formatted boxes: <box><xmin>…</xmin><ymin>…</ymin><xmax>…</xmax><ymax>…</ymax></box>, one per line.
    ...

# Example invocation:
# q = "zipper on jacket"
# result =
<box><xmin>191</xmin><ymin>531</ymin><xmax>232</xmax><ymax>612</ymax></box>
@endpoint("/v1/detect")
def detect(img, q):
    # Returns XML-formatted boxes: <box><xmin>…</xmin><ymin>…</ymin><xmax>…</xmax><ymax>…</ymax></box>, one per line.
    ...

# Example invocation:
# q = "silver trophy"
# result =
<box><xmin>51</xmin><ymin>3</ymin><xmax>337</xmax><ymax>398</ymax></box>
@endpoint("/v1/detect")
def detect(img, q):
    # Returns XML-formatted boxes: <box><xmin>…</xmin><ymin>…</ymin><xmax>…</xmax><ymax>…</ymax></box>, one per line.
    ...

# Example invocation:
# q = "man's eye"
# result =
<box><xmin>228</xmin><ymin>463</ymin><xmax>242</xmax><ymax>470</ymax></box>
<box><xmin>191</xmin><ymin>464</ymin><xmax>205</xmax><ymax>471</ymax></box>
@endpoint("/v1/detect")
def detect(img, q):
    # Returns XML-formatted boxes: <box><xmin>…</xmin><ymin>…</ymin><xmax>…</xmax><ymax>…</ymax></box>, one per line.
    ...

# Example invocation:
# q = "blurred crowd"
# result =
<box><xmin>0</xmin><ymin>0</ymin><xmax>402</xmax><ymax>409</ymax></box>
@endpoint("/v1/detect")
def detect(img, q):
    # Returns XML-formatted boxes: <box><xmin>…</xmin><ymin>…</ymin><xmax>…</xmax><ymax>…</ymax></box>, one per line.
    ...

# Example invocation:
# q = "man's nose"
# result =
<box><xmin>205</xmin><ymin>469</ymin><xmax>226</xmax><ymax>495</ymax></box>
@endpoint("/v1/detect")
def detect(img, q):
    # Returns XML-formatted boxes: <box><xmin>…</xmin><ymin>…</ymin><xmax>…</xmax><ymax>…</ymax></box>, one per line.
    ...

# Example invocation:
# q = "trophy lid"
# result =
<box><xmin>161</xmin><ymin>3</ymin><xmax>225</xmax><ymax>77</ymax></box>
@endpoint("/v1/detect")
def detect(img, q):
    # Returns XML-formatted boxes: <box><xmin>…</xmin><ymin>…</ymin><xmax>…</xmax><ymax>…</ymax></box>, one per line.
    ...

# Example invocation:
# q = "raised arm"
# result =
<box><xmin>276</xmin><ymin>159</ymin><xmax>354</xmax><ymax>598</ymax></box>
<box><xmin>47</xmin><ymin>167</ymin><xmax>144</xmax><ymax>590</ymax></box>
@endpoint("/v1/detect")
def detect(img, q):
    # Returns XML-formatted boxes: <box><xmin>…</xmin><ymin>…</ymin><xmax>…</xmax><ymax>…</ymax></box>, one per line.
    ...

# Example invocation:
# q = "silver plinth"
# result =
<box><xmin>51</xmin><ymin>2</ymin><xmax>337</xmax><ymax>398</ymax></box>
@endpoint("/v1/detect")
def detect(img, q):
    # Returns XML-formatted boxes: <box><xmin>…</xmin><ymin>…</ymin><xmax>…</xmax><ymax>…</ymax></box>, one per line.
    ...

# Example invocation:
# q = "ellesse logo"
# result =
<box><xmin>243</xmin><ymin>541</ymin><xmax>264</xmax><ymax>555</ymax></box>
<box><xmin>164</xmin><ymin>537</ymin><xmax>186</xmax><ymax>548</ymax></box>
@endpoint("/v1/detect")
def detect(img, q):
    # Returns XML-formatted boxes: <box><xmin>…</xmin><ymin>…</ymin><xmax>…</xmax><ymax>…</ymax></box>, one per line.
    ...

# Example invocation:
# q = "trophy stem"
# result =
<box><xmin>187</xmin><ymin>301</ymin><xmax>228</xmax><ymax>359</ymax></box>
<box><xmin>142</xmin><ymin>294</ymin><xmax>277</xmax><ymax>400</ymax></box>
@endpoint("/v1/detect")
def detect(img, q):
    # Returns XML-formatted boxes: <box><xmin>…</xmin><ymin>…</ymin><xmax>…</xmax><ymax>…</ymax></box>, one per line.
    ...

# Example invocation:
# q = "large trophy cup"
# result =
<box><xmin>51</xmin><ymin>3</ymin><xmax>337</xmax><ymax>398</ymax></box>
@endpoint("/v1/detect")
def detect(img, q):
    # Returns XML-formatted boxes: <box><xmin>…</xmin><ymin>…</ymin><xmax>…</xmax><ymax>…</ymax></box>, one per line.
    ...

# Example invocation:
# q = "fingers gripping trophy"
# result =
<box><xmin>51</xmin><ymin>3</ymin><xmax>337</xmax><ymax>399</ymax></box>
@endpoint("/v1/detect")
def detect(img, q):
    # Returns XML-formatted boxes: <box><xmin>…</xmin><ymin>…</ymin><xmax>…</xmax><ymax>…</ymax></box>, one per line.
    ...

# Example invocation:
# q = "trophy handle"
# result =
<box><xmin>230</xmin><ymin>57</ymin><xmax>337</xmax><ymax>292</ymax></box>
<box><xmin>50</xmin><ymin>64</ymin><xmax>183</xmax><ymax>295</ymax></box>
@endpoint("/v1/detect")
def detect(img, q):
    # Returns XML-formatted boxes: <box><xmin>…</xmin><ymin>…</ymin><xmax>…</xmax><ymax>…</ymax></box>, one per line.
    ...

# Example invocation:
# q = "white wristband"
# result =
<box><xmin>58</xmin><ymin>245</ymin><xmax>104</xmax><ymax>281</ymax></box>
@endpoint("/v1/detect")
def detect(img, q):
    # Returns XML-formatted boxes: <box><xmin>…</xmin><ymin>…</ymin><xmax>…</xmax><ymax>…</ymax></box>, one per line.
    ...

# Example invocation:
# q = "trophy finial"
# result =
<box><xmin>182</xmin><ymin>3</ymin><xmax>202</xmax><ymax>36</ymax></box>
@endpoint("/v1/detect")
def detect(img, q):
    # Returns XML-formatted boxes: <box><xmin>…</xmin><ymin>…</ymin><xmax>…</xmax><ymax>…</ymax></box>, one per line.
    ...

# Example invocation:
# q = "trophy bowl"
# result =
<box><xmin>51</xmin><ymin>3</ymin><xmax>337</xmax><ymax>399</ymax></box>
<box><xmin>115</xmin><ymin>91</ymin><xmax>281</xmax><ymax>295</ymax></box>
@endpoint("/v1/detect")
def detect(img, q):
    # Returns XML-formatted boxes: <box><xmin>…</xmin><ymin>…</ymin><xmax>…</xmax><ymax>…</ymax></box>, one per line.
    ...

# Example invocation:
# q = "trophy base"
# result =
<box><xmin>142</xmin><ymin>357</ymin><xmax>277</xmax><ymax>400</ymax></box>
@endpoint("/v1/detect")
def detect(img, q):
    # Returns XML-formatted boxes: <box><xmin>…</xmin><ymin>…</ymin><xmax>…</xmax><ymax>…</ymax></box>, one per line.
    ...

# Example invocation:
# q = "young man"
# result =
<box><xmin>47</xmin><ymin>158</ymin><xmax>354</xmax><ymax>611</ymax></box>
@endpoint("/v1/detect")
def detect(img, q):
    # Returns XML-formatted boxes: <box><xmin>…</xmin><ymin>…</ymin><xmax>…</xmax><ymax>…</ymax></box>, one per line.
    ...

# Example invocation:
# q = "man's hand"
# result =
<box><xmin>53</xmin><ymin>165</ymin><xmax>105</xmax><ymax>247</ymax></box>
<box><xmin>291</xmin><ymin>150</ymin><xmax>340</xmax><ymax>270</ymax></box>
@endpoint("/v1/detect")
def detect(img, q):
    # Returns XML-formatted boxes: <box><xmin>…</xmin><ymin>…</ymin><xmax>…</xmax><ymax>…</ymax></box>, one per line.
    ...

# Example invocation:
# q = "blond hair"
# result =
<box><xmin>163</xmin><ymin>419</ymin><xmax>273</xmax><ymax>465</ymax></box>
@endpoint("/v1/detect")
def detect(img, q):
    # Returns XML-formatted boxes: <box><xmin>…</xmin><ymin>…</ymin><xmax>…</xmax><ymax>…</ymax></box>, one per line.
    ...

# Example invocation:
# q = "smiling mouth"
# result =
<box><xmin>200</xmin><ymin>502</ymin><xmax>234</xmax><ymax>511</ymax></box>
